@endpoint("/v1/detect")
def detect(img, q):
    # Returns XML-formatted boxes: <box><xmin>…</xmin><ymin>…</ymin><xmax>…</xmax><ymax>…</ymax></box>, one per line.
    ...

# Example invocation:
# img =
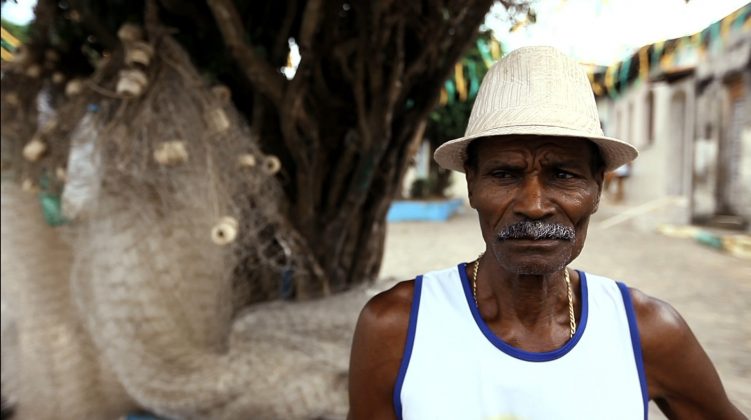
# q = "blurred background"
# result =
<box><xmin>1</xmin><ymin>0</ymin><xmax>749</xmax><ymax>418</ymax></box>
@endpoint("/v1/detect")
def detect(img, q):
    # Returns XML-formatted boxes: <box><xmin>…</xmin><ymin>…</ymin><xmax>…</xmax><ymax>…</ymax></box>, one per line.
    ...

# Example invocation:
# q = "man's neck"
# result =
<box><xmin>473</xmin><ymin>260</ymin><xmax>574</xmax><ymax>350</ymax></box>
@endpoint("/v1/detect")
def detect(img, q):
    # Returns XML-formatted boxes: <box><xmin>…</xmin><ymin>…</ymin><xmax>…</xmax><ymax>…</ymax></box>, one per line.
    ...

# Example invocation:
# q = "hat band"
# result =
<box><xmin>465</xmin><ymin>105</ymin><xmax>602</xmax><ymax>138</ymax></box>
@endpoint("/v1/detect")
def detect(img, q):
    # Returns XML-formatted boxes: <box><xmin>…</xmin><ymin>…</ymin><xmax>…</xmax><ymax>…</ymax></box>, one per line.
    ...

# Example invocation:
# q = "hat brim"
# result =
<box><xmin>433</xmin><ymin>125</ymin><xmax>639</xmax><ymax>173</ymax></box>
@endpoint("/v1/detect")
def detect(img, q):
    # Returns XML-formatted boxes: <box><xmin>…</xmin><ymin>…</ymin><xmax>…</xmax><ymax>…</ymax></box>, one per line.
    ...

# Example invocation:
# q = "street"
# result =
<box><xmin>379</xmin><ymin>198</ymin><xmax>751</xmax><ymax>417</ymax></box>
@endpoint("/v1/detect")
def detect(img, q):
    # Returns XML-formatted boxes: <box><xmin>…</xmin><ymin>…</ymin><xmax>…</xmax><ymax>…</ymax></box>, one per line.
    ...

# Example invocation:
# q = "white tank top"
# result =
<box><xmin>394</xmin><ymin>264</ymin><xmax>648</xmax><ymax>420</ymax></box>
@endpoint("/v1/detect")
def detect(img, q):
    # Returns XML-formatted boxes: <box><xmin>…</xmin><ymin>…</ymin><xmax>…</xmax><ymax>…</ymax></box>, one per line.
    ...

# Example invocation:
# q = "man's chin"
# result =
<box><xmin>492</xmin><ymin>243</ymin><xmax>572</xmax><ymax>275</ymax></box>
<box><xmin>505</xmin><ymin>263</ymin><xmax>567</xmax><ymax>276</ymax></box>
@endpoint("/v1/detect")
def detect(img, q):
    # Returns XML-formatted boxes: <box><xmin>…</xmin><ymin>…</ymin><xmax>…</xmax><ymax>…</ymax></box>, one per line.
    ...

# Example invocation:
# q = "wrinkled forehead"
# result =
<box><xmin>473</xmin><ymin>135</ymin><xmax>595</xmax><ymax>163</ymax></box>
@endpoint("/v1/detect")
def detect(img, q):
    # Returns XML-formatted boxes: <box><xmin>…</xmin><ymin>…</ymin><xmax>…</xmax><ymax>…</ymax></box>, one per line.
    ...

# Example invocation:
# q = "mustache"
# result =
<box><xmin>497</xmin><ymin>220</ymin><xmax>576</xmax><ymax>241</ymax></box>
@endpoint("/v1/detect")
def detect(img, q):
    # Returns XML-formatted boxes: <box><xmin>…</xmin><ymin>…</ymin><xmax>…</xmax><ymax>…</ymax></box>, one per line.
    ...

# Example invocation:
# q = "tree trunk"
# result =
<box><xmin>207</xmin><ymin>0</ymin><xmax>499</xmax><ymax>297</ymax></box>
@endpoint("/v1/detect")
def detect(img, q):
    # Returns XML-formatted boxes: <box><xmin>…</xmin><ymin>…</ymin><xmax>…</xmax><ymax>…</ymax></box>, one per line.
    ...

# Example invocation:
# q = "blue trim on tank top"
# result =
<box><xmin>457</xmin><ymin>263</ymin><xmax>590</xmax><ymax>362</ymax></box>
<box><xmin>617</xmin><ymin>281</ymin><xmax>649</xmax><ymax>419</ymax></box>
<box><xmin>393</xmin><ymin>275</ymin><xmax>423</xmax><ymax>420</ymax></box>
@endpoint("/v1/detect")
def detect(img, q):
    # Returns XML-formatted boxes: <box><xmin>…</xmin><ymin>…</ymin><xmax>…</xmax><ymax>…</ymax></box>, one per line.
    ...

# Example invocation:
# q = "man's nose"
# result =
<box><xmin>511</xmin><ymin>176</ymin><xmax>555</xmax><ymax>220</ymax></box>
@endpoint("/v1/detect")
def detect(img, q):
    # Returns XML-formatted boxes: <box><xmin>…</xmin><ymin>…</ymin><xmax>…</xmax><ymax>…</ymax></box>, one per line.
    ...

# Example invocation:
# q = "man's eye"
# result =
<box><xmin>555</xmin><ymin>171</ymin><xmax>575</xmax><ymax>179</ymax></box>
<box><xmin>492</xmin><ymin>171</ymin><xmax>513</xmax><ymax>178</ymax></box>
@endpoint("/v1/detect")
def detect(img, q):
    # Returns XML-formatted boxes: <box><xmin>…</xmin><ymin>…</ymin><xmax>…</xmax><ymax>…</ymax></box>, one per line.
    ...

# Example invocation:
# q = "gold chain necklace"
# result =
<box><xmin>472</xmin><ymin>252</ymin><xmax>577</xmax><ymax>338</ymax></box>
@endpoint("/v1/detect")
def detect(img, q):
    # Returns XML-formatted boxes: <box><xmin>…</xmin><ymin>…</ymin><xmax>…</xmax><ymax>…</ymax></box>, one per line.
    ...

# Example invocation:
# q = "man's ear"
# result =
<box><xmin>592</xmin><ymin>170</ymin><xmax>605</xmax><ymax>213</ymax></box>
<box><xmin>465</xmin><ymin>166</ymin><xmax>476</xmax><ymax>209</ymax></box>
<box><xmin>592</xmin><ymin>191</ymin><xmax>601</xmax><ymax>214</ymax></box>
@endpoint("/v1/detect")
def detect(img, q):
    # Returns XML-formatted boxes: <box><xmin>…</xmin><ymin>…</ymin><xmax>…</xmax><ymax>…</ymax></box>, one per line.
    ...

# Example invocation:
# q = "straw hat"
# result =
<box><xmin>433</xmin><ymin>46</ymin><xmax>638</xmax><ymax>173</ymax></box>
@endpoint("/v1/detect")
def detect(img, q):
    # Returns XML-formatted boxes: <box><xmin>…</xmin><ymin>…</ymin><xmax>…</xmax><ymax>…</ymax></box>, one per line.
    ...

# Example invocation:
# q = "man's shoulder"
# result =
<box><xmin>620</xmin><ymin>288</ymin><xmax>743</xmax><ymax>417</ymax></box>
<box><xmin>622</xmin><ymin>286</ymin><xmax>694</xmax><ymax>359</ymax></box>
<box><xmin>368</xmin><ymin>279</ymin><xmax>416</xmax><ymax>309</ymax></box>
<box><xmin>356</xmin><ymin>280</ymin><xmax>416</xmax><ymax>334</ymax></box>
<box><xmin>349</xmin><ymin>280</ymin><xmax>418</xmax><ymax>417</ymax></box>
<box><xmin>355</xmin><ymin>264</ymin><xmax>463</xmax><ymax>339</ymax></box>
<box><xmin>583</xmin><ymin>275</ymin><xmax>692</xmax><ymax>356</ymax></box>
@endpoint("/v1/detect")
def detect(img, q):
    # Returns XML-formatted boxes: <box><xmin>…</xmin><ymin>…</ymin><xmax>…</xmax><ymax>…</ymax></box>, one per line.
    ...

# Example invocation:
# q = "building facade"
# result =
<box><xmin>592</xmin><ymin>5</ymin><xmax>751</xmax><ymax>230</ymax></box>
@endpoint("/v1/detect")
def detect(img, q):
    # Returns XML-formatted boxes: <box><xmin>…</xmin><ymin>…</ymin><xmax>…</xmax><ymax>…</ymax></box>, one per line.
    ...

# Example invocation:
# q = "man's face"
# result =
<box><xmin>465</xmin><ymin>135</ymin><xmax>603</xmax><ymax>275</ymax></box>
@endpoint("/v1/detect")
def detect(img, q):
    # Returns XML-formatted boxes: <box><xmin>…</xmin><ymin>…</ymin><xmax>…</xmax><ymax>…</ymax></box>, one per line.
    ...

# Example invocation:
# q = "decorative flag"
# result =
<box><xmin>489</xmin><ymin>38</ymin><xmax>501</xmax><ymax>61</ymax></box>
<box><xmin>439</xmin><ymin>88</ymin><xmax>448</xmax><ymax>106</ymax></box>
<box><xmin>444</xmin><ymin>80</ymin><xmax>456</xmax><ymax>105</ymax></box>
<box><xmin>618</xmin><ymin>57</ymin><xmax>631</xmax><ymax>91</ymax></box>
<box><xmin>476</xmin><ymin>39</ymin><xmax>494</xmax><ymax>68</ymax></box>
<box><xmin>454</xmin><ymin>62</ymin><xmax>467</xmax><ymax>102</ymax></box>
<box><xmin>1</xmin><ymin>27</ymin><xmax>20</xmax><ymax>48</ymax></box>
<box><xmin>467</xmin><ymin>60</ymin><xmax>480</xmax><ymax>99</ymax></box>
<box><xmin>638</xmin><ymin>46</ymin><xmax>649</xmax><ymax>81</ymax></box>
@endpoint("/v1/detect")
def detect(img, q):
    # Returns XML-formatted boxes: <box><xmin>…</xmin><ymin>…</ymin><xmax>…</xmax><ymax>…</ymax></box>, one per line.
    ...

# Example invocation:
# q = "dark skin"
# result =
<box><xmin>348</xmin><ymin>135</ymin><xmax>745</xmax><ymax>419</ymax></box>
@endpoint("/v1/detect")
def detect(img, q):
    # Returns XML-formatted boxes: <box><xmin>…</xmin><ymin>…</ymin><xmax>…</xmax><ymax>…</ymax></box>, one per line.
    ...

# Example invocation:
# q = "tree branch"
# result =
<box><xmin>277</xmin><ymin>0</ymin><xmax>325</xmax><ymax>180</ymax></box>
<box><xmin>272</xmin><ymin>0</ymin><xmax>298</xmax><ymax>64</ymax></box>
<box><xmin>353</xmin><ymin>4</ymin><xmax>372</xmax><ymax>149</ymax></box>
<box><xmin>282</xmin><ymin>0</ymin><xmax>324</xmax><ymax>147</ymax></box>
<box><xmin>298</xmin><ymin>0</ymin><xmax>324</xmax><ymax>51</ymax></box>
<box><xmin>333</xmin><ymin>39</ymin><xmax>358</xmax><ymax>84</ymax></box>
<box><xmin>385</xmin><ymin>18</ymin><xmax>405</xmax><ymax>121</ymax></box>
<box><xmin>404</xmin><ymin>1</ymin><xmax>493</xmax><ymax>86</ymax></box>
<box><xmin>206</xmin><ymin>0</ymin><xmax>286</xmax><ymax>107</ymax></box>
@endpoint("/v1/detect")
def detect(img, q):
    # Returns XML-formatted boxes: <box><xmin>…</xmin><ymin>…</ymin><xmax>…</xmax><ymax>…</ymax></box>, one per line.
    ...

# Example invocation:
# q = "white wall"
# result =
<box><xmin>598</xmin><ymin>78</ymin><xmax>695</xmax><ymax>225</ymax></box>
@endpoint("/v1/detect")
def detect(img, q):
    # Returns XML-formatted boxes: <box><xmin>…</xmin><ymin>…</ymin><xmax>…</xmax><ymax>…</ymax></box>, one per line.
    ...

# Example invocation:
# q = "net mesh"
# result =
<box><xmin>1</xmin><ymin>27</ymin><xmax>368</xmax><ymax>419</ymax></box>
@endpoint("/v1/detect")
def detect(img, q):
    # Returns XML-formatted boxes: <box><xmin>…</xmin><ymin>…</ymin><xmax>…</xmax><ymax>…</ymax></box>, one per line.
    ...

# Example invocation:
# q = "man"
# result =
<box><xmin>604</xmin><ymin>163</ymin><xmax>632</xmax><ymax>203</ymax></box>
<box><xmin>348</xmin><ymin>46</ymin><xmax>744</xmax><ymax>419</ymax></box>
